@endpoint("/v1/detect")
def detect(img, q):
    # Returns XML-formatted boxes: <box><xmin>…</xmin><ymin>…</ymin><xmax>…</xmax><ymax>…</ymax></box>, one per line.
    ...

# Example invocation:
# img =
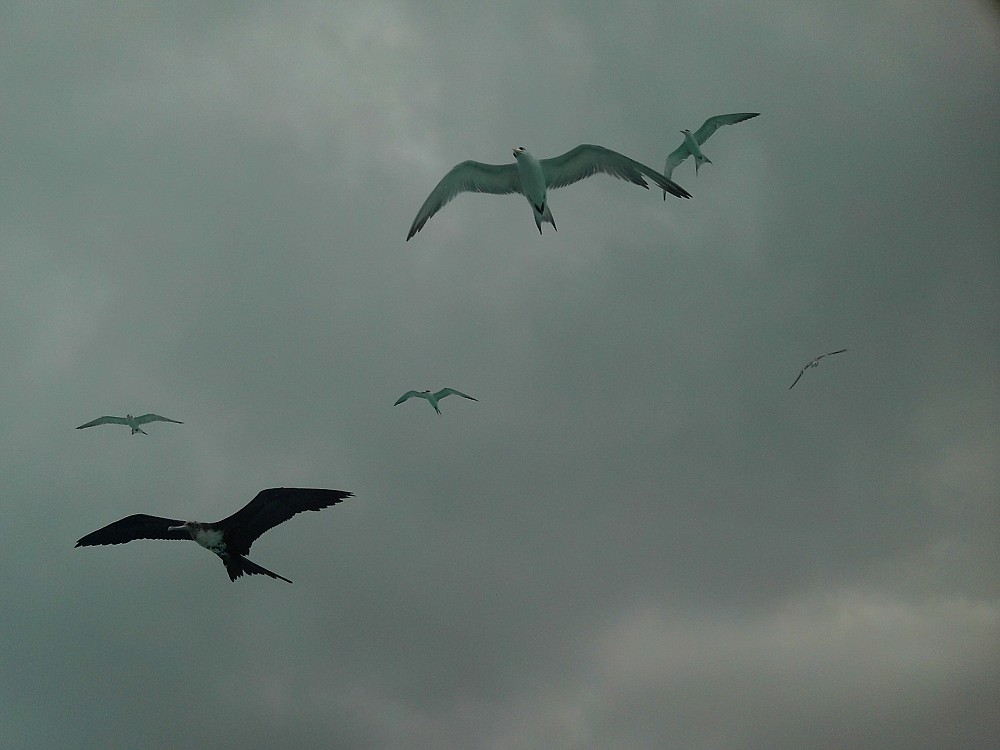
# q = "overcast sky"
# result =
<box><xmin>2</xmin><ymin>2</ymin><xmax>998</xmax><ymax>748</ymax></box>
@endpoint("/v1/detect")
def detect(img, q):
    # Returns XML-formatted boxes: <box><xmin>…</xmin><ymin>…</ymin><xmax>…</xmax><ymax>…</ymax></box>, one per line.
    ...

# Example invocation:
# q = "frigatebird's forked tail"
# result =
<box><xmin>226</xmin><ymin>555</ymin><xmax>292</xmax><ymax>584</ymax></box>
<box><xmin>75</xmin><ymin>488</ymin><xmax>354</xmax><ymax>583</ymax></box>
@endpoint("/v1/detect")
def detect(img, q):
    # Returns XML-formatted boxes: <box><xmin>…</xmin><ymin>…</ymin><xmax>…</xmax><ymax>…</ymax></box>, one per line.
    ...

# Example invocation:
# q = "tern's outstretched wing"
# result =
<box><xmin>690</xmin><ymin>112</ymin><xmax>760</xmax><ymax>146</ymax></box>
<box><xmin>663</xmin><ymin>142</ymin><xmax>693</xmax><ymax>181</ymax></box>
<box><xmin>788</xmin><ymin>369</ymin><xmax>807</xmax><ymax>390</ymax></box>
<box><xmin>76</xmin><ymin>416</ymin><xmax>128</xmax><ymax>429</ymax></box>
<box><xmin>664</xmin><ymin>113</ymin><xmax>759</xmax><ymax>189</ymax></box>
<box><xmin>817</xmin><ymin>349</ymin><xmax>847</xmax><ymax>361</ymax></box>
<box><xmin>434</xmin><ymin>388</ymin><xmax>477</xmax><ymax>401</ymax></box>
<box><xmin>541</xmin><ymin>144</ymin><xmax>690</xmax><ymax>199</ymax></box>
<box><xmin>407</xmin><ymin>161</ymin><xmax>522</xmax><ymax>240</ymax></box>
<box><xmin>134</xmin><ymin>413</ymin><xmax>183</xmax><ymax>425</ymax></box>
<box><xmin>788</xmin><ymin>349</ymin><xmax>846</xmax><ymax>389</ymax></box>
<box><xmin>394</xmin><ymin>391</ymin><xmax>425</xmax><ymax>406</ymax></box>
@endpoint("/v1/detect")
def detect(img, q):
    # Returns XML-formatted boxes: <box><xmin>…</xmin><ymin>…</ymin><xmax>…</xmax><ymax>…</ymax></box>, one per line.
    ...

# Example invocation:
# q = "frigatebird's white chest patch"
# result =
<box><xmin>192</xmin><ymin>527</ymin><xmax>226</xmax><ymax>554</ymax></box>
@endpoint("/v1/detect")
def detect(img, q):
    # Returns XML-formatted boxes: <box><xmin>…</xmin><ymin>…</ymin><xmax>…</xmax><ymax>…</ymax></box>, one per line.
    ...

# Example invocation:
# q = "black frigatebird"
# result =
<box><xmin>75</xmin><ymin>487</ymin><xmax>353</xmax><ymax>583</ymax></box>
<box><xmin>789</xmin><ymin>349</ymin><xmax>847</xmax><ymax>390</ymax></box>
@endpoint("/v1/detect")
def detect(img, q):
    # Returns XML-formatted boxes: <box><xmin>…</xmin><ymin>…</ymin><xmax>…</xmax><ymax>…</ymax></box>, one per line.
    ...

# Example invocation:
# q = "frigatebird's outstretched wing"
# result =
<box><xmin>217</xmin><ymin>488</ymin><xmax>354</xmax><ymax>555</ymax></box>
<box><xmin>75</xmin><ymin>514</ymin><xmax>189</xmax><ymax>546</ymax></box>
<box><xmin>134</xmin><ymin>413</ymin><xmax>183</xmax><ymax>425</ymax></box>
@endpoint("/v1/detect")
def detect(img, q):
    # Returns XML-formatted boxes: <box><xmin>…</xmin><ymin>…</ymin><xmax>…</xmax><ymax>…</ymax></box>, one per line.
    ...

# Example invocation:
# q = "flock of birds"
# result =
<box><xmin>74</xmin><ymin>111</ymin><xmax>846</xmax><ymax>583</ymax></box>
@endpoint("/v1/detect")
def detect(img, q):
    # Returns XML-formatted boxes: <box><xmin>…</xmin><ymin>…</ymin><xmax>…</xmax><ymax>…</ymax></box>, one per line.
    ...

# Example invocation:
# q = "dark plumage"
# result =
<box><xmin>75</xmin><ymin>487</ymin><xmax>354</xmax><ymax>583</ymax></box>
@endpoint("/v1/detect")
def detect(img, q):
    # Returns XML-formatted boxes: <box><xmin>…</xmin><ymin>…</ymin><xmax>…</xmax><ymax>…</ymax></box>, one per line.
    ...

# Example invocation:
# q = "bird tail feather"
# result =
<box><xmin>532</xmin><ymin>203</ymin><xmax>556</xmax><ymax>234</ymax></box>
<box><xmin>227</xmin><ymin>555</ymin><xmax>293</xmax><ymax>583</ymax></box>
<box><xmin>694</xmin><ymin>154</ymin><xmax>712</xmax><ymax>173</ymax></box>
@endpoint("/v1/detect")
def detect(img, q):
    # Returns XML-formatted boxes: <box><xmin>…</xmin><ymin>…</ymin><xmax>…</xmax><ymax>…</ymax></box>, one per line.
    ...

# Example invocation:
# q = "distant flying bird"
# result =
<box><xmin>394</xmin><ymin>388</ymin><xmax>478</xmax><ymax>415</ymax></box>
<box><xmin>407</xmin><ymin>144</ymin><xmax>691</xmax><ymax>239</ymax></box>
<box><xmin>662</xmin><ymin>112</ymin><xmax>760</xmax><ymax>197</ymax></box>
<box><xmin>75</xmin><ymin>488</ymin><xmax>354</xmax><ymax>583</ymax></box>
<box><xmin>788</xmin><ymin>349</ymin><xmax>847</xmax><ymax>390</ymax></box>
<box><xmin>76</xmin><ymin>413</ymin><xmax>183</xmax><ymax>435</ymax></box>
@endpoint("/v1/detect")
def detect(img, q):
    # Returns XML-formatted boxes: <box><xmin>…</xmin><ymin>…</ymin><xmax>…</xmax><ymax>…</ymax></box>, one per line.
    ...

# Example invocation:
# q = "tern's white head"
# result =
<box><xmin>512</xmin><ymin>146</ymin><xmax>527</xmax><ymax>158</ymax></box>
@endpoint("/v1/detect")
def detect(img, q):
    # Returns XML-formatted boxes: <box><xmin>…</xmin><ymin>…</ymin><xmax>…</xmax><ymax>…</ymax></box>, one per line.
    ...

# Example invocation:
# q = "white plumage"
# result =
<box><xmin>394</xmin><ymin>388</ymin><xmax>478</xmax><ymax>415</ymax></box>
<box><xmin>662</xmin><ymin>113</ymin><xmax>760</xmax><ymax>197</ymax></box>
<box><xmin>76</xmin><ymin>413</ymin><xmax>183</xmax><ymax>435</ymax></box>
<box><xmin>407</xmin><ymin>144</ymin><xmax>691</xmax><ymax>239</ymax></box>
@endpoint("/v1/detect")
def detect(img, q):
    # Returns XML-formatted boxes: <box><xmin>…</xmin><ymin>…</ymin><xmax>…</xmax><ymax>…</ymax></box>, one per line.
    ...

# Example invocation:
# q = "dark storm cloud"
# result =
<box><xmin>1</xmin><ymin>1</ymin><xmax>996</xmax><ymax>748</ymax></box>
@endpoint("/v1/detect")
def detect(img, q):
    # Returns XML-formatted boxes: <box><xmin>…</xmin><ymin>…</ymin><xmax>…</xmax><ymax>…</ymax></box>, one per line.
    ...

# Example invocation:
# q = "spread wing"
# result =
<box><xmin>788</xmin><ymin>369</ymin><xmax>807</xmax><ymax>390</ymax></box>
<box><xmin>664</xmin><ymin>113</ymin><xmax>759</xmax><ymax>191</ymax></box>
<box><xmin>394</xmin><ymin>390</ymin><xmax>425</xmax><ymax>406</ymax></box>
<box><xmin>663</xmin><ymin>142</ymin><xmax>692</xmax><ymax>181</ymax></box>
<box><xmin>218</xmin><ymin>488</ymin><xmax>354</xmax><ymax>555</ymax></box>
<box><xmin>406</xmin><ymin>161</ymin><xmax>522</xmax><ymax>240</ymax></box>
<box><xmin>818</xmin><ymin>349</ymin><xmax>847</xmax><ymax>360</ymax></box>
<box><xmin>541</xmin><ymin>144</ymin><xmax>691</xmax><ymax>199</ymax></box>
<box><xmin>690</xmin><ymin>112</ymin><xmax>760</xmax><ymax>146</ymax></box>
<box><xmin>75</xmin><ymin>514</ymin><xmax>189</xmax><ymax>546</ymax></box>
<box><xmin>434</xmin><ymin>388</ymin><xmax>477</xmax><ymax>401</ymax></box>
<box><xmin>76</xmin><ymin>416</ymin><xmax>128</xmax><ymax>429</ymax></box>
<box><xmin>134</xmin><ymin>413</ymin><xmax>183</xmax><ymax>425</ymax></box>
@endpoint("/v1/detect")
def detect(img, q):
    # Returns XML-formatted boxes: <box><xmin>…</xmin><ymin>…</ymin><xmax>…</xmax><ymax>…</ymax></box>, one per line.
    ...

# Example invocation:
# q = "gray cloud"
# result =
<box><xmin>2</xmin><ymin>1</ymin><xmax>997</xmax><ymax>748</ymax></box>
